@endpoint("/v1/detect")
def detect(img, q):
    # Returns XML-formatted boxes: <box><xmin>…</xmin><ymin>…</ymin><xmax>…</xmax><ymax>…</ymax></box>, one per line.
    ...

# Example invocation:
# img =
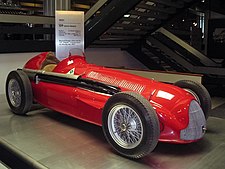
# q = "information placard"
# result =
<box><xmin>55</xmin><ymin>11</ymin><xmax>84</xmax><ymax>60</ymax></box>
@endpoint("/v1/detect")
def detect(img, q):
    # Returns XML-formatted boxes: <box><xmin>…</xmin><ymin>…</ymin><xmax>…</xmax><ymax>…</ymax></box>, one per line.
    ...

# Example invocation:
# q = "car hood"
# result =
<box><xmin>83</xmin><ymin>66</ymin><xmax>192</xmax><ymax>102</ymax></box>
<box><xmin>83</xmin><ymin>66</ymin><xmax>194</xmax><ymax>129</ymax></box>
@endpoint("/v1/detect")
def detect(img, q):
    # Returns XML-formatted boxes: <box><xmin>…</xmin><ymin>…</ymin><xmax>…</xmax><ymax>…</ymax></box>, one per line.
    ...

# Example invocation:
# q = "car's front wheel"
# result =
<box><xmin>6</xmin><ymin>70</ymin><xmax>33</xmax><ymax>115</ymax></box>
<box><xmin>102</xmin><ymin>91</ymin><xmax>160</xmax><ymax>159</ymax></box>
<box><xmin>174</xmin><ymin>80</ymin><xmax>211</xmax><ymax>119</ymax></box>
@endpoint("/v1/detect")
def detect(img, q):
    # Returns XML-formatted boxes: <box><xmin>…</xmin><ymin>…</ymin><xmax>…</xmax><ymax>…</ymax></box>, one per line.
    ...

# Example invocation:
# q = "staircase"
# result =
<box><xmin>84</xmin><ymin>0</ymin><xmax>225</xmax><ymax>85</ymax></box>
<box><xmin>84</xmin><ymin>0</ymin><xmax>204</xmax><ymax>71</ymax></box>
<box><xmin>142</xmin><ymin>39</ymin><xmax>188</xmax><ymax>72</ymax></box>
<box><xmin>85</xmin><ymin>0</ymin><xmax>197</xmax><ymax>48</ymax></box>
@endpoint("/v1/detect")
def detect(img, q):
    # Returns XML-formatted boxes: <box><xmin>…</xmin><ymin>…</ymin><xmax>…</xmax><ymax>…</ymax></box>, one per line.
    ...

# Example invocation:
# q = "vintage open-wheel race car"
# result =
<box><xmin>5</xmin><ymin>50</ymin><xmax>211</xmax><ymax>159</ymax></box>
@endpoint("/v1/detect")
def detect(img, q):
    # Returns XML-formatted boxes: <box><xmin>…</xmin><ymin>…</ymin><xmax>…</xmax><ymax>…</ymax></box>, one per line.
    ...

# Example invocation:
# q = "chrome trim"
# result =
<box><xmin>22</xmin><ymin>68</ymin><xmax>80</xmax><ymax>80</ymax></box>
<box><xmin>180</xmin><ymin>100</ymin><xmax>206</xmax><ymax>141</ymax></box>
<box><xmin>22</xmin><ymin>68</ymin><xmax>121</xmax><ymax>95</ymax></box>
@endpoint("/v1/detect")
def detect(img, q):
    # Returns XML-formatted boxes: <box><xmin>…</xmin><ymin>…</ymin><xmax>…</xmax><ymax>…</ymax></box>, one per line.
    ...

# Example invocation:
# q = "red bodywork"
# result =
<box><xmin>24</xmin><ymin>52</ymin><xmax>202</xmax><ymax>144</ymax></box>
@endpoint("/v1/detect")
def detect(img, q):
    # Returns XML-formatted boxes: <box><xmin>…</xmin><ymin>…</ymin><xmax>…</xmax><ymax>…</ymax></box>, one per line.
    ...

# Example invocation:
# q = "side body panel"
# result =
<box><xmin>31</xmin><ymin>81</ymin><xmax>109</xmax><ymax>126</ymax></box>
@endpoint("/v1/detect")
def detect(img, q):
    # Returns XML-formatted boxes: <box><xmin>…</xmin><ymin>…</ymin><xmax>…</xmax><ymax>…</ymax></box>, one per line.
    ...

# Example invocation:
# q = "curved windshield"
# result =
<box><xmin>69</xmin><ymin>48</ymin><xmax>85</xmax><ymax>57</ymax></box>
<box><xmin>56</xmin><ymin>48</ymin><xmax>85</xmax><ymax>61</ymax></box>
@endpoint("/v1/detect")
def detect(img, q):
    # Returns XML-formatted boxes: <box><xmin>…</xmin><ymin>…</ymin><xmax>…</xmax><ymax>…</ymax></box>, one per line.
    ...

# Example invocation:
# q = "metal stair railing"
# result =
<box><xmin>85</xmin><ymin>0</ymin><xmax>143</xmax><ymax>48</ymax></box>
<box><xmin>156</xmin><ymin>27</ymin><xmax>219</xmax><ymax>67</ymax></box>
<box><xmin>143</xmin><ymin>41</ymin><xmax>187</xmax><ymax>72</ymax></box>
<box><xmin>147</xmin><ymin>34</ymin><xmax>225</xmax><ymax>76</ymax></box>
<box><xmin>147</xmin><ymin>36</ymin><xmax>195</xmax><ymax>71</ymax></box>
<box><xmin>84</xmin><ymin>0</ymin><xmax>108</xmax><ymax>22</ymax></box>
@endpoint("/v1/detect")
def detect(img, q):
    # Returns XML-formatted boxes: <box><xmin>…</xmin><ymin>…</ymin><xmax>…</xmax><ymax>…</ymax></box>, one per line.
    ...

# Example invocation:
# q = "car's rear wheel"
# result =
<box><xmin>102</xmin><ymin>91</ymin><xmax>160</xmax><ymax>159</ymax></box>
<box><xmin>174</xmin><ymin>80</ymin><xmax>211</xmax><ymax>119</ymax></box>
<box><xmin>6</xmin><ymin>70</ymin><xmax>33</xmax><ymax>115</ymax></box>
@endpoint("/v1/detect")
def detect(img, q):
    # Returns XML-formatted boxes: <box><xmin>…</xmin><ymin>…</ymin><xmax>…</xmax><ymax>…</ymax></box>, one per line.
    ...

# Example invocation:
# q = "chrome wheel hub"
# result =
<box><xmin>108</xmin><ymin>105</ymin><xmax>143</xmax><ymax>149</ymax></box>
<box><xmin>121</xmin><ymin>123</ymin><xmax>127</xmax><ymax>132</ymax></box>
<box><xmin>8</xmin><ymin>79</ymin><xmax>21</xmax><ymax>107</ymax></box>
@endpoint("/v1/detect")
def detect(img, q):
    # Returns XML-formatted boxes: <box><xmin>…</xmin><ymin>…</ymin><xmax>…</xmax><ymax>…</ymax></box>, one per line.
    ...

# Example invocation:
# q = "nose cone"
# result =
<box><xmin>180</xmin><ymin>100</ymin><xmax>206</xmax><ymax>141</ymax></box>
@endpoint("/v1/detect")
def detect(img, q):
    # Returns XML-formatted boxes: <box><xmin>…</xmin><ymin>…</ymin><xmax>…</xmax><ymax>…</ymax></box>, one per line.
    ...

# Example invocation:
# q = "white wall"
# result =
<box><xmin>0</xmin><ymin>48</ymin><xmax>147</xmax><ymax>95</ymax></box>
<box><xmin>85</xmin><ymin>48</ymin><xmax>148</xmax><ymax>69</ymax></box>
<box><xmin>0</xmin><ymin>52</ymin><xmax>39</xmax><ymax>95</ymax></box>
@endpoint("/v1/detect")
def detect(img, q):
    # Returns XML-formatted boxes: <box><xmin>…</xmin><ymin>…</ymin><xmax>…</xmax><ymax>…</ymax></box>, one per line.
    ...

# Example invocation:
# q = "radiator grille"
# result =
<box><xmin>180</xmin><ymin>100</ymin><xmax>206</xmax><ymax>141</ymax></box>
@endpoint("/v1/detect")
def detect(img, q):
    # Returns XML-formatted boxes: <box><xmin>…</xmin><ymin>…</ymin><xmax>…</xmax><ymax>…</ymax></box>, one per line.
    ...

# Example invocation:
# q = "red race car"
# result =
<box><xmin>5</xmin><ymin>50</ymin><xmax>211</xmax><ymax>159</ymax></box>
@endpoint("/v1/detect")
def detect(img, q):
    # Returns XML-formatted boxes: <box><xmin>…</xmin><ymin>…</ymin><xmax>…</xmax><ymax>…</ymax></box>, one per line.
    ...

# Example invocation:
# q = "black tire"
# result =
<box><xmin>6</xmin><ymin>70</ymin><xmax>33</xmax><ymax>115</ymax></box>
<box><xmin>102</xmin><ymin>91</ymin><xmax>160</xmax><ymax>159</ymax></box>
<box><xmin>174</xmin><ymin>80</ymin><xmax>211</xmax><ymax>119</ymax></box>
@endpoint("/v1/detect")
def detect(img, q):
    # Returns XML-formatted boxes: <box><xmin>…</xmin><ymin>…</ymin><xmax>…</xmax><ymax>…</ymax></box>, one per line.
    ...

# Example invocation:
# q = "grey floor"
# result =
<box><xmin>0</xmin><ymin>95</ymin><xmax>225</xmax><ymax>169</ymax></box>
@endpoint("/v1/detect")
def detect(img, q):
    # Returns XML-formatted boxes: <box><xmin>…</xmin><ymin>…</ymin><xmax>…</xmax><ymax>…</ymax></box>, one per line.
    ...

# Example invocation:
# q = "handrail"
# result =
<box><xmin>0</xmin><ymin>14</ymin><xmax>54</xmax><ymax>24</ymax></box>
<box><xmin>157</xmin><ymin>27</ymin><xmax>219</xmax><ymax>67</ymax></box>
<box><xmin>147</xmin><ymin>36</ymin><xmax>225</xmax><ymax>76</ymax></box>
<box><xmin>146</xmin><ymin>37</ymin><xmax>195</xmax><ymax>71</ymax></box>
<box><xmin>85</xmin><ymin>0</ymin><xmax>143</xmax><ymax>47</ymax></box>
<box><xmin>84</xmin><ymin>0</ymin><xmax>108</xmax><ymax>22</ymax></box>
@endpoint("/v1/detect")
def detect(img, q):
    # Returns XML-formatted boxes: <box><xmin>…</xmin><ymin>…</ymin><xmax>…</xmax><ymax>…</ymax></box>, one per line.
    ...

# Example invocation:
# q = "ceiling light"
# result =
<box><xmin>123</xmin><ymin>14</ymin><xmax>130</xmax><ymax>18</ymax></box>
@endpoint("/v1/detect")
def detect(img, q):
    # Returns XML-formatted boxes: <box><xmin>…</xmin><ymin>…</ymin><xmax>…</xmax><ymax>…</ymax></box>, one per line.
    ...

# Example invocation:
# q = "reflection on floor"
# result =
<box><xmin>0</xmin><ymin>95</ymin><xmax>225</xmax><ymax>169</ymax></box>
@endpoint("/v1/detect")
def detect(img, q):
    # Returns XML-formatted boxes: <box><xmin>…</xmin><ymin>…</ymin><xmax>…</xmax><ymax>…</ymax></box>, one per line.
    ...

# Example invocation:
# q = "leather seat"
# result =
<box><xmin>42</xmin><ymin>64</ymin><xmax>57</xmax><ymax>72</ymax></box>
<box><xmin>41</xmin><ymin>52</ymin><xmax>60</xmax><ymax>72</ymax></box>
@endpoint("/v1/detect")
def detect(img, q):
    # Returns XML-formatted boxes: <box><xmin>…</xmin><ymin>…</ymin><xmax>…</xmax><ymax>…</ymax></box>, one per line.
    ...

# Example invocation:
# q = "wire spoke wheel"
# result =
<box><xmin>8</xmin><ymin>79</ymin><xmax>22</xmax><ymax>107</ymax></box>
<box><xmin>6</xmin><ymin>70</ymin><xmax>33</xmax><ymax>115</ymax></box>
<box><xmin>102</xmin><ymin>92</ymin><xmax>160</xmax><ymax>159</ymax></box>
<box><xmin>108</xmin><ymin>105</ymin><xmax>143</xmax><ymax>149</ymax></box>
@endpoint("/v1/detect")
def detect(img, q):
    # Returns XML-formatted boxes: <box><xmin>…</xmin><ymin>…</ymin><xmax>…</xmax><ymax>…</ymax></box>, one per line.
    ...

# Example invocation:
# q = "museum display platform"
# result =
<box><xmin>1</xmin><ymin>94</ymin><xmax>225</xmax><ymax>169</ymax></box>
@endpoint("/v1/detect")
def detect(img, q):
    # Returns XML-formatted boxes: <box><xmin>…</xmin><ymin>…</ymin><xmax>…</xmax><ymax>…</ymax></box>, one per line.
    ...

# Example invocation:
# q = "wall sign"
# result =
<box><xmin>55</xmin><ymin>11</ymin><xmax>84</xmax><ymax>60</ymax></box>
